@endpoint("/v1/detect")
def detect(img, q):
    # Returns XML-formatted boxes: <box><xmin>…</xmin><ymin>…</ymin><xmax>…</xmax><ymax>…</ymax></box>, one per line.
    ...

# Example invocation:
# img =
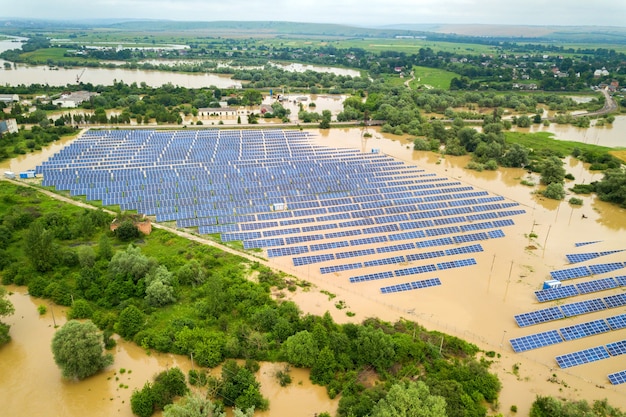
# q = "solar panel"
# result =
<box><xmin>320</xmin><ymin>262</ymin><xmax>362</xmax><ymax>274</ymax></box>
<box><xmin>436</xmin><ymin>258</ymin><xmax>477</xmax><ymax>270</ymax></box>
<box><xmin>606</xmin><ymin>314</ymin><xmax>626</xmax><ymax>330</ymax></box>
<box><xmin>606</xmin><ymin>340</ymin><xmax>626</xmax><ymax>357</ymax></box>
<box><xmin>510</xmin><ymin>330</ymin><xmax>563</xmax><ymax>353</ymax></box>
<box><xmin>616</xmin><ymin>276</ymin><xmax>626</xmax><ymax>287</ymax></box>
<box><xmin>534</xmin><ymin>285</ymin><xmax>579</xmax><ymax>302</ymax></box>
<box><xmin>608</xmin><ymin>370</ymin><xmax>626</xmax><ymax>385</ymax></box>
<box><xmin>574</xmin><ymin>241</ymin><xmax>601</xmax><ymax>247</ymax></box>
<box><xmin>559</xmin><ymin>319</ymin><xmax>611</xmax><ymax>341</ymax></box>
<box><xmin>566</xmin><ymin>252</ymin><xmax>601</xmax><ymax>263</ymax></box>
<box><xmin>588</xmin><ymin>262</ymin><xmax>625</xmax><ymax>275</ymax></box>
<box><xmin>556</xmin><ymin>346</ymin><xmax>610</xmax><ymax>368</ymax></box>
<box><xmin>550</xmin><ymin>266</ymin><xmax>591</xmax><ymax>281</ymax></box>
<box><xmin>350</xmin><ymin>271</ymin><xmax>394</xmax><ymax>283</ymax></box>
<box><xmin>380</xmin><ymin>278</ymin><xmax>442</xmax><ymax>294</ymax></box>
<box><xmin>394</xmin><ymin>264</ymin><xmax>437</xmax><ymax>277</ymax></box>
<box><xmin>560</xmin><ymin>298</ymin><xmax>607</xmax><ymax>317</ymax></box>
<box><xmin>292</xmin><ymin>253</ymin><xmax>335</xmax><ymax>266</ymax></box>
<box><xmin>575</xmin><ymin>277</ymin><xmax>618</xmax><ymax>295</ymax></box>
<box><xmin>604</xmin><ymin>293</ymin><xmax>626</xmax><ymax>308</ymax></box>
<box><xmin>514</xmin><ymin>307</ymin><xmax>565</xmax><ymax>327</ymax></box>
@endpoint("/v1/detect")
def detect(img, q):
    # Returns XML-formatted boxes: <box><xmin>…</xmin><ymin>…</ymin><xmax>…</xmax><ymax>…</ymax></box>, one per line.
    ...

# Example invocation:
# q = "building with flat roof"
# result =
<box><xmin>0</xmin><ymin>94</ymin><xmax>19</xmax><ymax>103</ymax></box>
<box><xmin>0</xmin><ymin>118</ymin><xmax>18</xmax><ymax>135</ymax></box>
<box><xmin>52</xmin><ymin>91</ymin><xmax>98</xmax><ymax>108</ymax></box>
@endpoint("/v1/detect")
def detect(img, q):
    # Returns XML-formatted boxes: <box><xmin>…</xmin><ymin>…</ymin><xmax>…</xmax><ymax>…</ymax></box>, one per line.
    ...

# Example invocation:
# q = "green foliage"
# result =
<box><xmin>282</xmin><ymin>330</ymin><xmax>319</xmax><ymax>368</ymax></box>
<box><xmin>26</xmin><ymin>220</ymin><xmax>57</xmax><ymax>272</ymax></box>
<box><xmin>51</xmin><ymin>320</ymin><xmax>114</xmax><ymax>380</ymax></box>
<box><xmin>569</xmin><ymin>197</ymin><xmax>583</xmax><ymax>206</ymax></box>
<box><xmin>594</xmin><ymin>168</ymin><xmax>626</xmax><ymax>208</ymax></box>
<box><xmin>370</xmin><ymin>381</ymin><xmax>447</xmax><ymax>417</ymax></box>
<box><xmin>542</xmin><ymin>183</ymin><xmax>566</xmax><ymax>200</ymax></box>
<box><xmin>163</xmin><ymin>393</ymin><xmax>225</xmax><ymax>417</ymax></box>
<box><xmin>219</xmin><ymin>360</ymin><xmax>268</xmax><ymax>411</ymax></box>
<box><xmin>131</xmin><ymin>368</ymin><xmax>188</xmax><ymax>417</ymax></box>
<box><xmin>413</xmin><ymin>138</ymin><xmax>431</xmax><ymax>151</ymax></box>
<box><xmin>115</xmin><ymin>220</ymin><xmax>140</xmax><ymax>241</ymax></box>
<box><xmin>116</xmin><ymin>305</ymin><xmax>145</xmax><ymax>339</ymax></box>
<box><xmin>540</xmin><ymin>156</ymin><xmax>566</xmax><ymax>185</ymax></box>
<box><xmin>67</xmin><ymin>299</ymin><xmax>94</xmax><ymax>320</ymax></box>
<box><xmin>0</xmin><ymin>286</ymin><xmax>15</xmax><ymax>346</ymax></box>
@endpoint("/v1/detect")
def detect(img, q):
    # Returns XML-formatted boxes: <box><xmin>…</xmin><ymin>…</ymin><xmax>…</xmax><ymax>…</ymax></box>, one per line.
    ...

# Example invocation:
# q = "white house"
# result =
<box><xmin>52</xmin><ymin>91</ymin><xmax>97</xmax><ymax>108</ymax></box>
<box><xmin>0</xmin><ymin>94</ymin><xmax>19</xmax><ymax>104</ymax></box>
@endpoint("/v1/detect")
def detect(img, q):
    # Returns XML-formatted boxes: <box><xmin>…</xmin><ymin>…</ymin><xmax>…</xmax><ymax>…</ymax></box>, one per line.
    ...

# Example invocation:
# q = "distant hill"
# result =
<box><xmin>378</xmin><ymin>23</ymin><xmax>626</xmax><ymax>43</ymax></box>
<box><xmin>1</xmin><ymin>18</ymin><xmax>626</xmax><ymax>44</ymax></box>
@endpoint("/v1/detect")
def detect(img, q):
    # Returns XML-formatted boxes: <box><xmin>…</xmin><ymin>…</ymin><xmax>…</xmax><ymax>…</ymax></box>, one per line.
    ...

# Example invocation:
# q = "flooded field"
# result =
<box><xmin>2</xmin><ymin>125</ymin><xmax>626</xmax><ymax>416</ymax></box>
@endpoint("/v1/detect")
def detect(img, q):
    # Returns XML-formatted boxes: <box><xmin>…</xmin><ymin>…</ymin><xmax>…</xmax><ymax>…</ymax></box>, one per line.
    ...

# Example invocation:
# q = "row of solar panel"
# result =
<box><xmin>515</xmin><ymin>292</ymin><xmax>626</xmax><ymax>327</ymax></box>
<box><xmin>535</xmin><ymin>276</ymin><xmax>626</xmax><ymax>302</ymax></box>
<box><xmin>510</xmin><ymin>313</ymin><xmax>626</xmax><ymax>352</ymax></box>
<box><xmin>380</xmin><ymin>278</ymin><xmax>442</xmax><ymax>294</ymax></box>
<box><xmin>566</xmin><ymin>250</ymin><xmax>625</xmax><ymax>264</ymax></box>
<box><xmin>550</xmin><ymin>262</ymin><xmax>626</xmax><ymax>281</ymax></box>
<box><xmin>556</xmin><ymin>339</ymin><xmax>626</xmax><ymax>368</ymax></box>
<box><xmin>348</xmin><ymin>258</ymin><xmax>476</xmax><ymax>282</ymax></box>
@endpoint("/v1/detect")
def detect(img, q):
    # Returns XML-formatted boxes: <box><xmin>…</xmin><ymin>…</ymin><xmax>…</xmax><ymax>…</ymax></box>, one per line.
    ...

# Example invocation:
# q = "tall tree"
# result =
<box><xmin>26</xmin><ymin>220</ymin><xmax>56</xmax><ymax>272</ymax></box>
<box><xmin>0</xmin><ymin>286</ymin><xmax>15</xmax><ymax>346</ymax></box>
<box><xmin>51</xmin><ymin>320</ymin><xmax>114</xmax><ymax>380</ymax></box>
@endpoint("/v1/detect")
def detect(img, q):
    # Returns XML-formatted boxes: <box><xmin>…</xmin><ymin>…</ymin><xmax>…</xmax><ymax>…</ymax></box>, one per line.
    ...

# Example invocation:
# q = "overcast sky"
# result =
<box><xmin>4</xmin><ymin>0</ymin><xmax>626</xmax><ymax>28</ymax></box>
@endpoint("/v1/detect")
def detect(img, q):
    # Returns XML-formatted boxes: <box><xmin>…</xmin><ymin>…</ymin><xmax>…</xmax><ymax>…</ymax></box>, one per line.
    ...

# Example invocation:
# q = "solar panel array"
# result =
<box><xmin>513</xmin><ymin>251</ymin><xmax>626</xmax><ymax>383</ymax></box>
<box><xmin>380</xmin><ymin>278</ymin><xmax>442</xmax><ymax>294</ymax></box>
<box><xmin>37</xmin><ymin>129</ymin><xmax>529</xmax><ymax>300</ymax></box>
<box><xmin>510</xmin><ymin>313</ymin><xmax>626</xmax><ymax>352</ymax></box>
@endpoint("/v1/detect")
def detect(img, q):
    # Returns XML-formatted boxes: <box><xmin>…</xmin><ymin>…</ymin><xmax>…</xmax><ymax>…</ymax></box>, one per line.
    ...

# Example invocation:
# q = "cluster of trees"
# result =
<box><xmin>530</xmin><ymin>396</ymin><xmax>626</xmax><ymax>417</ymax></box>
<box><xmin>0</xmin><ymin>181</ymin><xmax>502</xmax><ymax>417</ymax></box>
<box><xmin>572</xmin><ymin>168</ymin><xmax>626</xmax><ymax>208</ymax></box>
<box><xmin>0</xmin><ymin>125</ymin><xmax>78</xmax><ymax>162</ymax></box>
<box><xmin>130</xmin><ymin>368</ymin><xmax>188</xmax><ymax>417</ymax></box>
<box><xmin>0</xmin><ymin>286</ymin><xmax>15</xmax><ymax>346</ymax></box>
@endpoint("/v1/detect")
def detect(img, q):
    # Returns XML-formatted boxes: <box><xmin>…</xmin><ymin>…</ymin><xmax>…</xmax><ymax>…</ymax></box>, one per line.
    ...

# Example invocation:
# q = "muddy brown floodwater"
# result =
<box><xmin>2</xmin><ymin>125</ymin><xmax>626</xmax><ymax>417</ymax></box>
<box><xmin>0</xmin><ymin>287</ymin><xmax>337</xmax><ymax>417</ymax></box>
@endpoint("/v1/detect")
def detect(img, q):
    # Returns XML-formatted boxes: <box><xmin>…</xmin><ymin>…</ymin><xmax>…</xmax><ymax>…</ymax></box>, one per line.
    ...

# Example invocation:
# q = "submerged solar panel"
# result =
<box><xmin>510</xmin><ymin>330</ymin><xmax>563</xmax><ymax>353</ymax></box>
<box><xmin>535</xmin><ymin>285</ymin><xmax>579</xmax><ymax>303</ymax></box>
<box><xmin>604</xmin><ymin>293</ymin><xmax>626</xmax><ymax>308</ymax></box>
<box><xmin>560</xmin><ymin>298</ymin><xmax>607</xmax><ymax>317</ymax></box>
<box><xmin>588</xmin><ymin>262</ymin><xmax>625</xmax><ymax>275</ymax></box>
<box><xmin>606</xmin><ymin>340</ymin><xmax>626</xmax><ymax>357</ymax></box>
<box><xmin>515</xmin><ymin>307</ymin><xmax>564</xmax><ymax>327</ymax></box>
<box><xmin>556</xmin><ymin>346</ymin><xmax>610</xmax><ymax>369</ymax></box>
<box><xmin>576</xmin><ymin>277</ymin><xmax>618</xmax><ymax>295</ymax></box>
<box><xmin>608</xmin><ymin>370</ymin><xmax>626</xmax><ymax>385</ymax></box>
<box><xmin>559</xmin><ymin>319</ymin><xmax>611</xmax><ymax>341</ymax></box>
<box><xmin>550</xmin><ymin>266</ymin><xmax>591</xmax><ymax>281</ymax></box>
<box><xmin>380</xmin><ymin>278</ymin><xmax>441</xmax><ymax>294</ymax></box>
<box><xmin>606</xmin><ymin>314</ymin><xmax>626</xmax><ymax>330</ymax></box>
<box><xmin>575</xmin><ymin>241</ymin><xmax>602</xmax><ymax>247</ymax></box>
<box><xmin>566</xmin><ymin>252</ymin><xmax>601</xmax><ymax>263</ymax></box>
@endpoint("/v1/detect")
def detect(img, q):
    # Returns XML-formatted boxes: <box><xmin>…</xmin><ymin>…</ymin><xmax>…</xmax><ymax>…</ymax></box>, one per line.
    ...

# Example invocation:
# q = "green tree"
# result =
<box><xmin>116</xmin><ymin>305</ymin><xmax>145</xmax><ymax>339</ymax></box>
<box><xmin>370</xmin><ymin>381</ymin><xmax>447</xmax><ymax>417</ymax></box>
<box><xmin>282</xmin><ymin>330</ymin><xmax>319</xmax><ymax>368</ymax></box>
<box><xmin>176</xmin><ymin>259</ymin><xmax>205</xmax><ymax>286</ymax></box>
<box><xmin>0</xmin><ymin>286</ymin><xmax>15</xmax><ymax>346</ymax></box>
<box><xmin>163</xmin><ymin>393</ymin><xmax>225</xmax><ymax>417</ymax></box>
<box><xmin>67</xmin><ymin>299</ymin><xmax>94</xmax><ymax>320</ymax></box>
<box><xmin>26</xmin><ymin>220</ymin><xmax>57</xmax><ymax>272</ymax></box>
<box><xmin>115</xmin><ymin>220</ymin><xmax>140</xmax><ymax>241</ymax></box>
<box><xmin>145</xmin><ymin>265</ymin><xmax>176</xmax><ymax>307</ymax></box>
<box><xmin>51</xmin><ymin>320</ymin><xmax>114</xmax><ymax>380</ymax></box>
<box><xmin>98</xmin><ymin>234</ymin><xmax>113</xmax><ymax>260</ymax></box>
<box><xmin>542</xmin><ymin>183</ymin><xmax>566</xmax><ymax>200</ymax></box>
<box><xmin>540</xmin><ymin>156</ymin><xmax>566</xmax><ymax>185</ymax></box>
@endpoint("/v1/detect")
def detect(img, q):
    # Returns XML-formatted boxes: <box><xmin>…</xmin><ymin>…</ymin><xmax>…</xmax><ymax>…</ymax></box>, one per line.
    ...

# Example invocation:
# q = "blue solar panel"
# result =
<box><xmin>588</xmin><ymin>262</ymin><xmax>625</xmax><ymax>275</ymax></box>
<box><xmin>394</xmin><ymin>264</ymin><xmax>437</xmax><ymax>277</ymax></box>
<box><xmin>616</xmin><ymin>276</ymin><xmax>626</xmax><ymax>287</ymax></box>
<box><xmin>515</xmin><ymin>307</ymin><xmax>565</xmax><ymax>327</ymax></box>
<box><xmin>575</xmin><ymin>241</ymin><xmax>602</xmax><ymax>247</ymax></box>
<box><xmin>566</xmin><ymin>252</ymin><xmax>601</xmax><ymax>263</ymax></box>
<box><xmin>550</xmin><ymin>266</ymin><xmax>591</xmax><ymax>281</ymax></box>
<box><xmin>575</xmin><ymin>277</ymin><xmax>618</xmax><ymax>294</ymax></box>
<box><xmin>606</xmin><ymin>314</ymin><xmax>626</xmax><ymax>330</ymax></box>
<box><xmin>560</xmin><ymin>298</ymin><xmax>607</xmax><ymax>317</ymax></box>
<box><xmin>535</xmin><ymin>285</ymin><xmax>579</xmax><ymax>302</ymax></box>
<box><xmin>350</xmin><ymin>271</ymin><xmax>394</xmax><ymax>283</ymax></box>
<box><xmin>604</xmin><ymin>293</ymin><xmax>626</xmax><ymax>308</ymax></box>
<box><xmin>436</xmin><ymin>258</ymin><xmax>477</xmax><ymax>270</ymax></box>
<box><xmin>364</xmin><ymin>256</ymin><xmax>406</xmax><ymax>267</ymax></box>
<box><xmin>559</xmin><ymin>319</ymin><xmax>611</xmax><ymax>341</ymax></box>
<box><xmin>380</xmin><ymin>278</ymin><xmax>441</xmax><ymax>294</ymax></box>
<box><xmin>606</xmin><ymin>340</ymin><xmax>626</xmax><ymax>357</ymax></box>
<box><xmin>556</xmin><ymin>346</ymin><xmax>610</xmax><ymax>368</ymax></box>
<box><xmin>608</xmin><ymin>370</ymin><xmax>626</xmax><ymax>385</ymax></box>
<box><xmin>292</xmin><ymin>253</ymin><xmax>335</xmax><ymax>266</ymax></box>
<box><xmin>510</xmin><ymin>330</ymin><xmax>563</xmax><ymax>353</ymax></box>
<box><xmin>320</xmin><ymin>263</ymin><xmax>362</xmax><ymax>274</ymax></box>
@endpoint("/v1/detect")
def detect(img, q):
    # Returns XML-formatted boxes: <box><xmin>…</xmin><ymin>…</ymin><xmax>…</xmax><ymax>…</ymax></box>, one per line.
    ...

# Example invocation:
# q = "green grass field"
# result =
<box><xmin>504</xmin><ymin>131</ymin><xmax>613</xmax><ymax>157</ymax></box>
<box><xmin>410</xmin><ymin>66</ymin><xmax>459</xmax><ymax>89</ymax></box>
<box><xmin>19</xmin><ymin>47</ymin><xmax>99</xmax><ymax>64</ymax></box>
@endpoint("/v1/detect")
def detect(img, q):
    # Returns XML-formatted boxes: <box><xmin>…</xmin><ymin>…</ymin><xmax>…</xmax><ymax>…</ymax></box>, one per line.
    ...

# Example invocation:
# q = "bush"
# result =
<box><xmin>542</xmin><ymin>183</ymin><xmax>566</xmax><ymax>200</ymax></box>
<box><xmin>569</xmin><ymin>197</ymin><xmax>583</xmax><ymax>206</ymax></box>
